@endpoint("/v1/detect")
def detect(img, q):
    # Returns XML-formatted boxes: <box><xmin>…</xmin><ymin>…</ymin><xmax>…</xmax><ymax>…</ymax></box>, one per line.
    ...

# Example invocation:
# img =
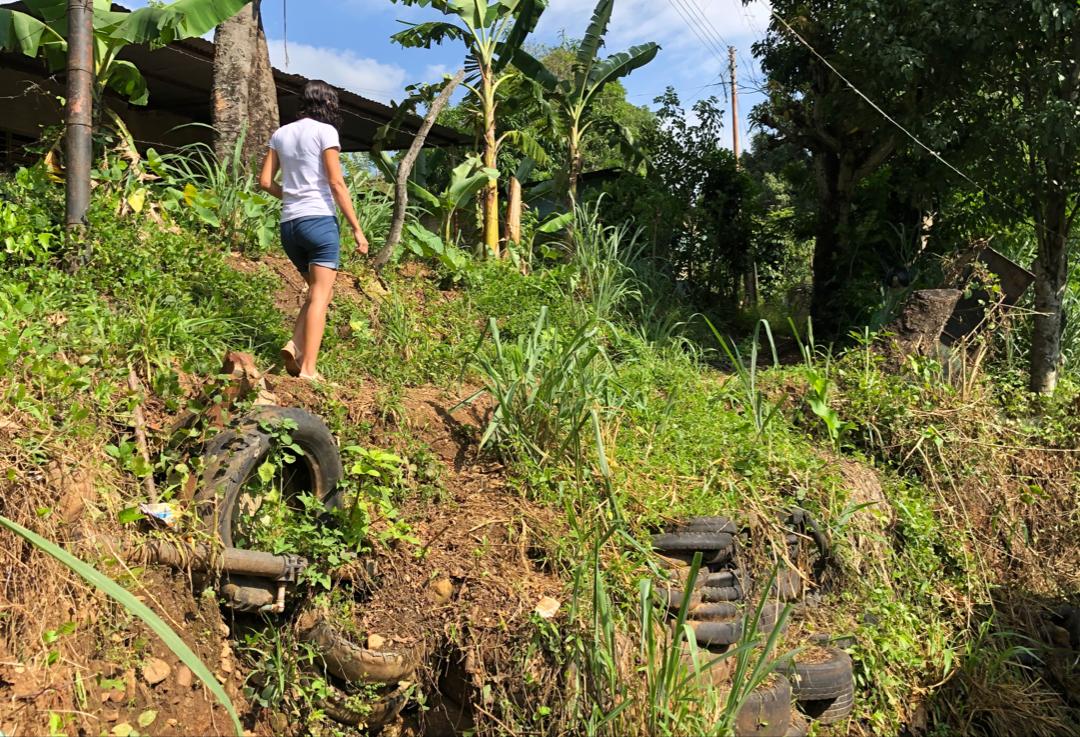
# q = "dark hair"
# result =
<box><xmin>298</xmin><ymin>80</ymin><xmax>341</xmax><ymax>129</ymax></box>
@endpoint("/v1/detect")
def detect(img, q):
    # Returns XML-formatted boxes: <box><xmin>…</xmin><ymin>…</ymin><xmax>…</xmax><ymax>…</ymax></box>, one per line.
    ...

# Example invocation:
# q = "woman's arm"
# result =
<box><xmin>258</xmin><ymin>150</ymin><xmax>283</xmax><ymax>199</ymax></box>
<box><xmin>322</xmin><ymin>147</ymin><xmax>369</xmax><ymax>255</ymax></box>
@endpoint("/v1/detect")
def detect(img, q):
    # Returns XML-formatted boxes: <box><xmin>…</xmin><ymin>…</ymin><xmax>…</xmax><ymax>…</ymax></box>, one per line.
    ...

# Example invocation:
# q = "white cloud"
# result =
<box><xmin>424</xmin><ymin>63</ymin><xmax>452</xmax><ymax>82</ymax></box>
<box><xmin>267</xmin><ymin>39</ymin><xmax>409</xmax><ymax>103</ymax></box>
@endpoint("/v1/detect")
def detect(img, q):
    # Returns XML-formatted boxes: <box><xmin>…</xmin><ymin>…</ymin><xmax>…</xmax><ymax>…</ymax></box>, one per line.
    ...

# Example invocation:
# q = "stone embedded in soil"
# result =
<box><xmin>175</xmin><ymin>665</ymin><xmax>193</xmax><ymax>688</ymax></box>
<box><xmin>141</xmin><ymin>658</ymin><xmax>171</xmax><ymax>686</ymax></box>
<box><xmin>217</xmin><ymin>622</ymin><xmax>230</xmax><ymax>638</ymax></box>
<box><xmin>103</xmin><ymin>709</ymin><xmax>120</xmax><ymax>723</ymax></box>
<box><xmin>367</xmin><ymin>633</ymin><xmax>386</xmax><ymax>650</ymax></box>
<box><xmin>535</xmin><ymin>596</ymin><xmax>561</xmax><ymax>620</ymax></box>
<box><xmin>429</xmin><ymin>578</ymin><xmax>454</xmax><ymax>605</ymax></box>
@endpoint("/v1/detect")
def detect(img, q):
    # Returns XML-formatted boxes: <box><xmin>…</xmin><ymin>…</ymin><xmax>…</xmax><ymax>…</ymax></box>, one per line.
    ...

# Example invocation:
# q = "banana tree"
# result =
<box><xmin>391</xmin><ymin>0</ymin><xmax>548</xmax><ymax>258</ymax></box>
<box><xmin>512</xmin><ymin>0</ymin><xmax>658</xmax><ymax>198</ymax></box>
<box><xmin>377</xmin><ymin>150</ymin><xmax>497</xmax><ymax>245</ymax></box>
<box><xmin>0</xmin><ymin>0</ymin><xmax>251</xmax><ymax>132</ymax></box>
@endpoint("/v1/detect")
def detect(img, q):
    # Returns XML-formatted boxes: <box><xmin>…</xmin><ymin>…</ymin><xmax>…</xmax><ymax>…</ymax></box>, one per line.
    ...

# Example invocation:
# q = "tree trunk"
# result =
<box><xmin>245</xmin><ymin>1</ymin><xmax>279</xmax><ymax>161</ymax></box>
<box><xmin>212</xmin><ymin>5</ymin><xmax>255</xmax><ymax>164</ymax></box>
<box><xmin>481</xmin><ymin>67</ymin><xmax>500</xmax><ymax>259</ymax></box>
<box><xmin>810</xmin><ymin>151</ymin><xmax>853</xmax><ymax>335</ymax></box>
<box><xmin>505</xmin><ymin>176</ymin><xmax>522</xmax><ymax>245</ymax></box>
<box><xmin>373</xmin><ymin>69</ymin><xmax>465</xmax><ymax>272</ymax></box>
<box><xmin>1030</xmin><ymin>191</ymin><xmax>1070</xmax><ymax>393</ymax></box>
<box><xmin>568</xmin><ymin>127</ymin><xmax>583</xmax><ymax>203</ymax></box>
<box><xmin>212</xmin><ymin>1</ymin><xmax>277</xmax><ymax>167</ymax></box>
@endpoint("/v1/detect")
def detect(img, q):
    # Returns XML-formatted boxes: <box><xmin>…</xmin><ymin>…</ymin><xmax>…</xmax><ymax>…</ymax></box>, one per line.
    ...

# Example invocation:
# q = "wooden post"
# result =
<box><xmin>729</xmin><ymin>46</ymin><xmax>740</xmax><ymax>164</ymax></box>
<box><xmin>505</xmin><ymin>175</ymin><xmax>522</xmax><ymax>245</ymax></box>
<box><xmin>64</xmin><ymin>0</ymin><xmax>93</xmax><ymax>237</ymax></box>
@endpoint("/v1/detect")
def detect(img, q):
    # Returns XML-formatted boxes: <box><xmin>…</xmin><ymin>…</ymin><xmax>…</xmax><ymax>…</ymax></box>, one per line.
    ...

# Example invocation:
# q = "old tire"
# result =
<box><xmin>799</xmin><ymin>681</ymin><xmax>854</xmax><ymax>725</ymax></box>
<box><xmin>679</xmin><ymin>642</ymin><xmax>736</xmax><ymax>686</ymax></box>
<box><xmin>677</xmin><ymin>516</ymin><xmax>739</xmax><ymax>534</ymax></box>
<box><xmin>701</xmin><ymin>584</ymin><xmax>745</xmax><ymax>602</ymax></box>
<box><xmin>321</xmin><ymin>683</ymin><xmax>409</xmax><ymax>731</ymax></box>
<box><xmin>736</xmin><ymin>675</ymin><xmax>793</xmax><ymax>736</ymax></box>
<box><xmin>196</xmin><ymin>406</ymin><xmax>344</xmax><ymax>547</ymax></box>
<box><xmin>772</xmin><ymin>569</ymin><xmax>803</xmax><ymax>602</ymax></box>
<box><xmin>687</xmin><ymin>602</ymin><xmax>740</xmax><ymax>621</ymax></box>
<box><xmin>300</xmin><ymin>617</ymin><xmax>417</xmax><ymax>685</ymax></box>
<box><xmin>786</xmin><ymin>647</ymin><xmax>852</xmax><ymax>701</ymax></box>
<box><xmin>652</xmin><ymin>531</ymin><xmax>735</xmax><ymax>553</ymax></box>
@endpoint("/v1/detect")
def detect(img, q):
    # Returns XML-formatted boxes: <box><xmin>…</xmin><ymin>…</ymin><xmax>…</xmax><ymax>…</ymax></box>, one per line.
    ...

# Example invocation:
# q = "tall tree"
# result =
<box><xmin>391</xmin><ymin>0</ymin><xmax>547</xmax><ymax>258</ymax></box>
<box><xmin>211</xmin><ymin>0</ymin><xmax>279</xmax><ymax>165</ymax></box>
<box><xmin>749</xmin><ymin>0</ymin><xmax>961</xmax><ymax>336</ymax></box>
<box><xmin>955</xmin><ymin>1</ymin><xmax>1080</xmax><ymax>393</ymax></box>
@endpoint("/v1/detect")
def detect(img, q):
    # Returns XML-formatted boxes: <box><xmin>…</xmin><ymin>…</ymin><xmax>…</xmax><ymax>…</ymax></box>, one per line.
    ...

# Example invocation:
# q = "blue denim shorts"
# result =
<box><xmin>281</xmin><ymin>216</ymin><xmax>340</xmax><ymax>274</ymax></box>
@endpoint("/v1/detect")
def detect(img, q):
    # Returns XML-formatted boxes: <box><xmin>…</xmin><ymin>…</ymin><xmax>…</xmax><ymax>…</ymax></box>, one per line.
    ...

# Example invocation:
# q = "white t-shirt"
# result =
<box><xmin>268</xmin><ymin>118</ymin><xmax>341</xmax><ymax>223</ymax></box>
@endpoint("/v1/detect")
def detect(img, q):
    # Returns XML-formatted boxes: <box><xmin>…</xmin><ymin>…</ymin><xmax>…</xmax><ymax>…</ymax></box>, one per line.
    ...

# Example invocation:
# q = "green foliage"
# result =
<box><xmin>0</xmin><ymin>0</ymin><xmax>251</xmax><ymax>106</ymax></box>
<box><xmin>148</xmin><ymin>136</ymin><xmax>279</xmax><ymax>255</ymax></box>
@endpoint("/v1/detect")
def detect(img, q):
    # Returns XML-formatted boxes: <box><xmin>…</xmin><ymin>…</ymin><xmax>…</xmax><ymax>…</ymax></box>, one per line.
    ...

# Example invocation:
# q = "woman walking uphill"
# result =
<box><xmin>259</xmin><ymin>80</ymin><xmax>369</xmax><ymax>381</ymax></box>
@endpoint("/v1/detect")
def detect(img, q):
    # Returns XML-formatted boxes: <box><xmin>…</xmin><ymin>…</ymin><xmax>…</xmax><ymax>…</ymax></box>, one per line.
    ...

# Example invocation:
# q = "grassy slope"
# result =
<box><xmin>0</xmin><ymin>166</ymin><xmax>1078</xmax><ymax>736</ymax></box>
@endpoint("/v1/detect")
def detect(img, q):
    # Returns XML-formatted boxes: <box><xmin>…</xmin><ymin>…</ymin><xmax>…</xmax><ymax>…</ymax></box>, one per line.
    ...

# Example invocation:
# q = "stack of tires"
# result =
<box><xmin>652</xmin><ymin>515</ymin><xmax>853</xmax><ymax>736</ymax></box>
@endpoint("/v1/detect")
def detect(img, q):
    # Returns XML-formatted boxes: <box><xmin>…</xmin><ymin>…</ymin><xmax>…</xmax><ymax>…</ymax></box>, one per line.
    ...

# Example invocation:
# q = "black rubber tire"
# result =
<box><xmin>685</xmin><ymin>604</ymin><xmax>787</xmax><ymax>646</ymax></box>
<box><xmin>786</xmin><ymin>647</ymin><xmax>852</xmax><ymax>701</ymax></box>
<box><xmin>798</xmin><ymin>681</ymin><xmax>854</xmax><ymax>725</ymax></box>
<box><xmin>677</xmin><ymin>516</ymin><xmax>738</xmax><ymax>534</ymax></box>
<box><xmin>687</xmin><ymin>602</ymin><xmax>740</xmax><ymax>621</ymax></box>
<box><xmin>299</xmin><ymin>617</ymin><xmax>417</xmax><ymax>685</ymax></box>
<box><xmin>652</xmin><ymin>531</ymin><xmax>735</xmax><ymax>553</ymax></box>
<box><xmin>736</xmin><ymin>675</ymin><xmax>793</xmax><ymax>736</ymax></box>
<box><xmin>662</xmin><ymin>586</ymin><xmax>701</xmax><ymax>611</ymax></box>
<box><xmin>687</xmin><ymin>618</ymin><xmax>743</xmax><ymax>646</ymax></box>
<box><xmin>700</xmin><ymin>584</ymin><xmax>745</xmax><ymax>602</ymax></box>
<box><xmin>659</xmin><ymin>546</ymin><xmax>735</xmax><ymax>569</ymax></box>
<box><xmin>196</xmin><ymin>406</ymin><xmax>344</xmax><ymax>547</ymax></box>
<box><xmin>772</xmin><ymin>569</ymin><xmax>803</xmax><ymax>602</ymax></box>
<box><xmin>320</xmin><ymin>683</ymin><xmax>409</xmax><ymax>731</ymax></box>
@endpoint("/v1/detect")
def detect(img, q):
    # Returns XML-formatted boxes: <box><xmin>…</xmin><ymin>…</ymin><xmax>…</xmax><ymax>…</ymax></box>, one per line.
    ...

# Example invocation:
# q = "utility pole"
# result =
<box><xmin>730</xmin><ymin>45</ymin><xmax>757</xmax><ymax>306</ymax></box>
<box><xmin>65</xmin><ymin>0</ymin><xmax>93</xmax><ymax>259</ymax></box>
<box><xmin>729</xmin><ymin>46</ymin><xmax>740</xmax><ymax>164</ymax></box>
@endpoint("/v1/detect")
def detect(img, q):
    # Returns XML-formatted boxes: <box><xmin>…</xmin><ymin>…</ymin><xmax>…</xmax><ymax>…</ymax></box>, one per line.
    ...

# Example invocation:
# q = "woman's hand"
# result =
<box><xmin>353</xmin><ymin>227</ymin><xmax>369</xmax><ymax>255</ymax></box>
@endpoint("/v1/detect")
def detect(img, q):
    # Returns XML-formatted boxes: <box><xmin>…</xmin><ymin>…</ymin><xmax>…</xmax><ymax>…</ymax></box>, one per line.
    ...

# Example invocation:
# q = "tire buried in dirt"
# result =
<box><xmin>798</xmin><ymin>681</ymin><xmax>855</xmax><ymax>725</ymax></box>
<box><xmin>196</xmin><ymin>406</ymin><xmax>344</xmax><ymax>547</ymax></box>
<box><xmin>735</xmin><ymin>675</ymin><xmax>793</xmax><ymax>736</ymax></box>
<box><xmin>786</xmin><ymin>646</ymin><xmax>853</xmax><ymax>701</ymax></box>
<box><xmin>299</xmin><ymin>616</ymin><xmax>418</xmax><ymax>685</ymax></box>
<box><xmin>652</xmin><ymin>531</ymin><xmax>735</xmax><ymax>553</ymax></box>
<box><xmin>319</xmin><ymin>682</ymin><xmax>410</xmax><ymax>731</ymax></box>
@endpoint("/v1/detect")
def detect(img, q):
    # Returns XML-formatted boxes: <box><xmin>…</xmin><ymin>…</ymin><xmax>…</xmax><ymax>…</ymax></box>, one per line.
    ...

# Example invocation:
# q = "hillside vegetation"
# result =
<box><xmin>0</xmin><ymin>155</ymin><xmax>1077</xmax><ymax>737</ymax></box>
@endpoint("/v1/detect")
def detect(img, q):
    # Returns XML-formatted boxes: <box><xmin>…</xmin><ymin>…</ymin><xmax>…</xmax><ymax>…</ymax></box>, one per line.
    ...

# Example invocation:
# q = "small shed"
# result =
<box><xmin>0</xmin><ymin>3</ymin><xmax>467</xmax><ymax>166</ymax></box>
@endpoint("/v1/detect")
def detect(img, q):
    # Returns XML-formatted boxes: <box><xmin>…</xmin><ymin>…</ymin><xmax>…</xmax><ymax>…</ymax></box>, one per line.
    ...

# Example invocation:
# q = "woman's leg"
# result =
<box><xmin>299</xmin><ymin>265</ymin><xmax>337</xmax><ymax>377</ymax></box>
<box><xmin>291</xmin><ymin>274</ymin><xmax>312</xmax><ymax>351</ymax></box>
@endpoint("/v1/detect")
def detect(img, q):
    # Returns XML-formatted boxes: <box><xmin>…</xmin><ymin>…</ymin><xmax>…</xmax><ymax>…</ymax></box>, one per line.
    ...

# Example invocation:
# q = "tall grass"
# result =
<box><xmin>0</xmin><ymin>515</ymin><xmax>243</xmax><ymax>736</ymax></box>
<box><xmin>466</xmin><ymin>307</ymin><xmax>617</xmax><ymax>474</ymax></box>
<box><xmin>570</xmin><ymin>200</ymin><xmax>647</xmax><ymax>328</ymax></box>
<box><xmin>706</xmin><ymin>317</ymin><xmax>782</xmax><ymax>435</ymax></box>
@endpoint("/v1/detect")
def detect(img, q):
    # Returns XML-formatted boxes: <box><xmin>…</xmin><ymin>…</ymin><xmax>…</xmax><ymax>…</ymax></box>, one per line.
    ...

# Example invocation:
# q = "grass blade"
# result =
<box><xmin>0</xmin><ymin>515</ymin><xmax>244</xmax><ymax>737</ymax></box>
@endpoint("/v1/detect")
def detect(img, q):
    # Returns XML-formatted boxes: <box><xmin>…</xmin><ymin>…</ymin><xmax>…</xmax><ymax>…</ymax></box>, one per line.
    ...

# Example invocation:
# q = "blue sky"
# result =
<box><xmin>139</xmin><ymin>0</ymin><xmax>772</xmax><ymax>148</ymax></box>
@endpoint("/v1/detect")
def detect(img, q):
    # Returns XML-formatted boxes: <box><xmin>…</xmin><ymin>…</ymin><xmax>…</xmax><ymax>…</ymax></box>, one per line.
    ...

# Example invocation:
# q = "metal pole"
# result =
<box><xmin>729</xmin><ymin>46</ymin><xmax>740</xmax><ymax>164</ymax></box>
<box><xmin>64</xmin><ymin>0</ymin><xmax>93</xmax><ymax>234</ymax></box>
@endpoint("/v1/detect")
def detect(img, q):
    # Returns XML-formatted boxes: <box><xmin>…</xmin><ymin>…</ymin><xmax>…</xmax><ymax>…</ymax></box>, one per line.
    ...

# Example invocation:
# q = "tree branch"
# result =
<box><xmin>372</xmin><ymin>69</ymin><xmax>466</xmax><ymax>272</ymax></box>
